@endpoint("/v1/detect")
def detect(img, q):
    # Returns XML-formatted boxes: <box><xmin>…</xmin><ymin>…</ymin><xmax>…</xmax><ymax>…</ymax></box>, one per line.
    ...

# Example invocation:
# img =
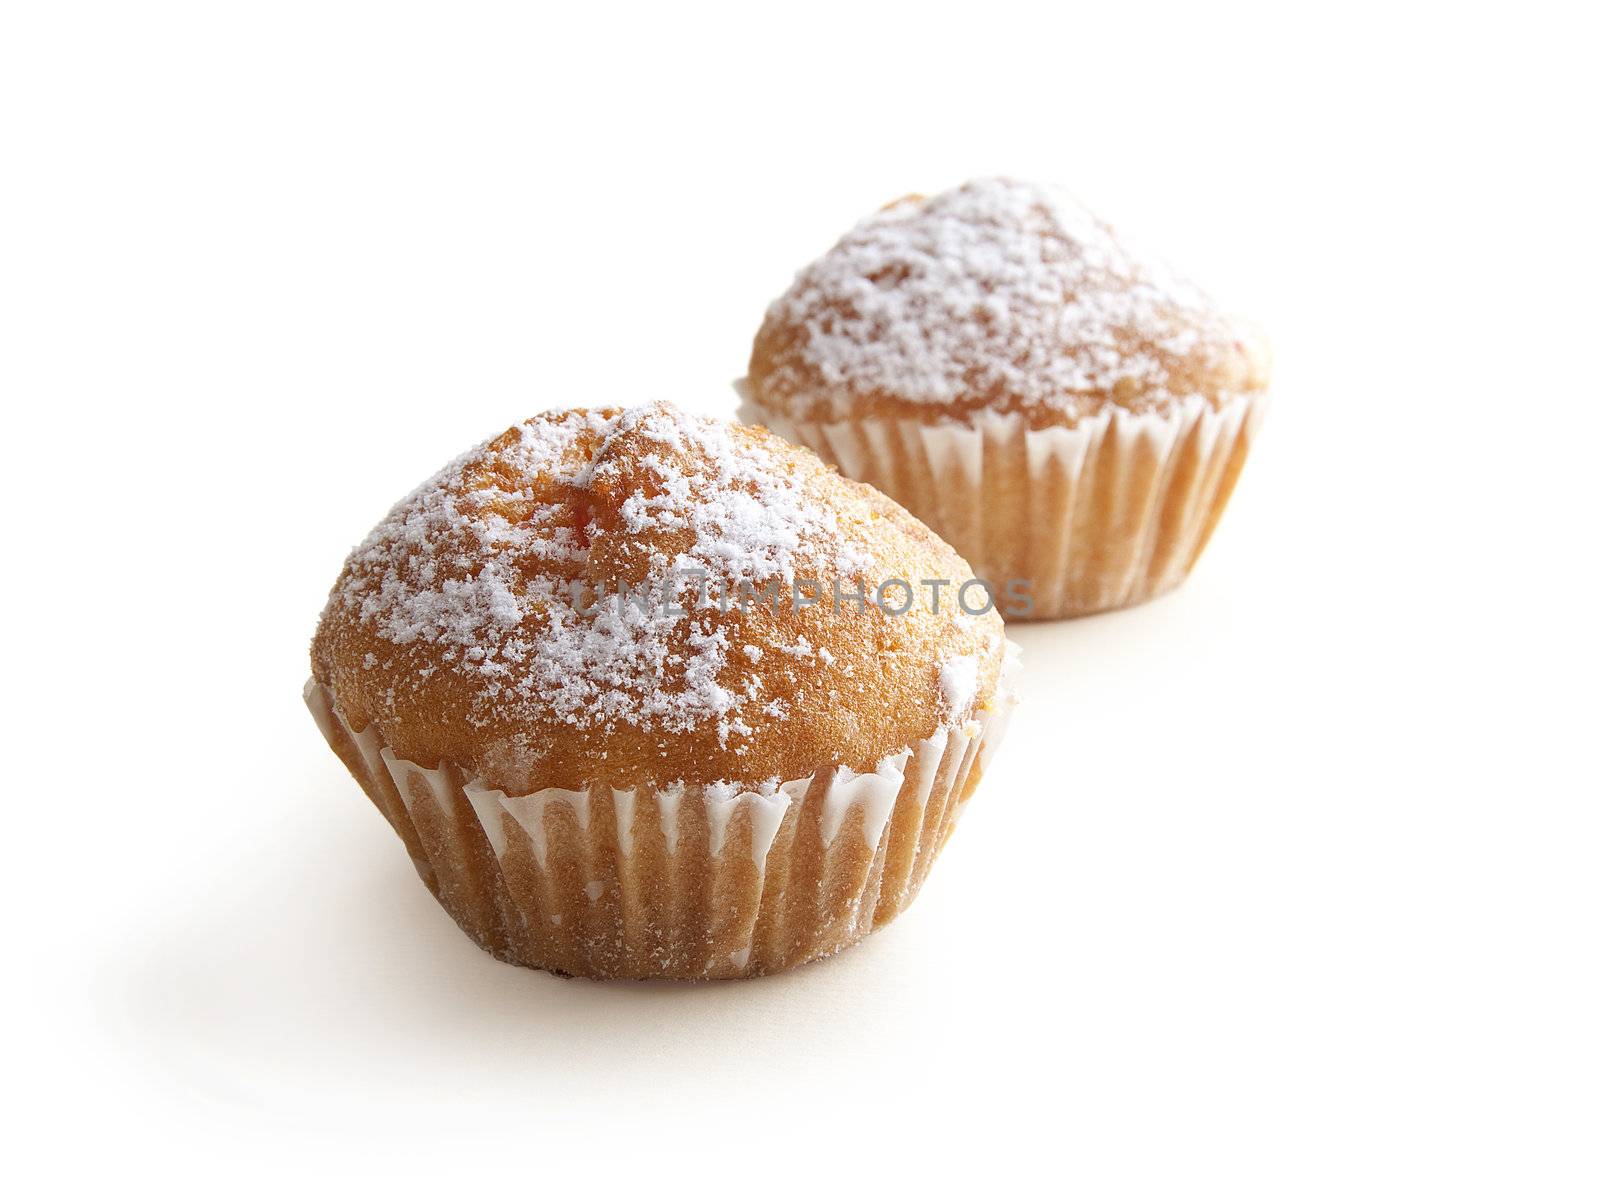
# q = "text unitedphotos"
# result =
<box><xmin>557</xmin><ymin>570</ymin><xmax>1033</xmax><ymax>618</ymax></box>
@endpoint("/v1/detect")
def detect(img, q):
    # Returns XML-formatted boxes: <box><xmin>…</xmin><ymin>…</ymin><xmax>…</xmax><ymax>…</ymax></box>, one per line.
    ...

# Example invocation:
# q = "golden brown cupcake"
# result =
<box><xmin>307</xmin><ymin>401</ymin><xmax>1016</xmax><ymax>979</ymax></box>
<box><xmin>741</xmin><ymin>176</ymin><xmax>1271</xmax><ymax>619</ymax></box>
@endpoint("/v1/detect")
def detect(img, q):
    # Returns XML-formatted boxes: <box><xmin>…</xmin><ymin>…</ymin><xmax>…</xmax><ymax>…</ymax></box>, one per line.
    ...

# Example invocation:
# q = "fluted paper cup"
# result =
<box><xmin>304</xmin><ymin>645</ymin><xmax>1019</xmax><ymax>979</ymax></box>
<box><xmin>739</xmin><ymin>387</ymin><xmax>1267</xmax><ymax>620</ymax></box>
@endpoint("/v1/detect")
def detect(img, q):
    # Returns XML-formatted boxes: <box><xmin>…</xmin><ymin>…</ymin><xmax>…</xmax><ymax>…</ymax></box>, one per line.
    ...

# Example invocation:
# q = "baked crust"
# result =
<box><xmin>748</xmin><ymin>177</ymin><xmax>1270</xmax><ymax>430</ymax></box>
<box><xmin>312</xmin><ymin>403</ymin><xmax>1005</xmax><ymax>794</ymax></box>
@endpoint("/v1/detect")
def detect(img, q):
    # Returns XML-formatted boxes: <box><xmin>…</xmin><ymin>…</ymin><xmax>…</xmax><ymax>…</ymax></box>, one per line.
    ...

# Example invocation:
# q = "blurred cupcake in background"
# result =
<box><xmin>741</xmin><ymin>177</ymin><xmax>1271</xmax><ymax>620</ymax></box>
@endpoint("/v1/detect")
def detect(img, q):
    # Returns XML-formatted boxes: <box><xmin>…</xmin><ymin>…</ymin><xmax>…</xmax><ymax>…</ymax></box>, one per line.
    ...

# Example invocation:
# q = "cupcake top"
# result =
<box><xmin>747</xmin><ymin>176</ymin><xmax>1270</xmax><ymax>428</ymax></box>
<box><xmin>312</xmin><ymin>402</ymin><xmax>1006</xmax><ymax>793</ymax></box>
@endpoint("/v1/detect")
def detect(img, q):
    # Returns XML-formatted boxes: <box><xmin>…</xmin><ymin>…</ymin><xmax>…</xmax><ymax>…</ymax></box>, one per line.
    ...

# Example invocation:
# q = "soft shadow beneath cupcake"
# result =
<box><xmin>96</xmin><ymin>789</ymin><xmax>954</xmax><ymax>1119</ymax></box>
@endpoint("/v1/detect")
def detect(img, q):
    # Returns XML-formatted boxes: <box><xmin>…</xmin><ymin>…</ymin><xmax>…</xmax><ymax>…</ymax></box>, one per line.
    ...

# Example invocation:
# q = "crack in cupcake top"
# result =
<box><xmin>749</xmin><ymin>176</ymin><xmax>1268</xmax><ymax>425</ymax></box>
<box><xmin>316</xmin><ymin>403</ymin><xmax>1000</xmax><ymax>779</ymax></box>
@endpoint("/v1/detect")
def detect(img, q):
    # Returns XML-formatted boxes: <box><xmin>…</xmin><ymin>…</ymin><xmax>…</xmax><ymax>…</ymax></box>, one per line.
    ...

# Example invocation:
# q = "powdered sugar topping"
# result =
<box><xmin>755</xmin><ymin>177</ymin><xmax>1258</xmax><ymax>420</ymax></box>
<box><xmin>327</xmin><ymin>404</ymin><xmax>884</xmax><ymax>748</ymax></box>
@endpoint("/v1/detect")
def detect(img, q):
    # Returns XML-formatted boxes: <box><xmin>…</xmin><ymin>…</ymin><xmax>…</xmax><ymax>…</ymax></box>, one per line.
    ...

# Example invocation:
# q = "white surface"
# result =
<box><xmin>5</xmin><ymin>2</ymin><xmax>1597</xmax><ymax>1181</ymax></box>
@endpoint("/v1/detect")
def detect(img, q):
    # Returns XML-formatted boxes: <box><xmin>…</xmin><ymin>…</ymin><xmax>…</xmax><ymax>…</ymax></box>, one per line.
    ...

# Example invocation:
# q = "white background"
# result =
<box><xmin>5</xmin><ymin>2</ymin><xmax>1597</xmax><ymax>1180</ymax></box>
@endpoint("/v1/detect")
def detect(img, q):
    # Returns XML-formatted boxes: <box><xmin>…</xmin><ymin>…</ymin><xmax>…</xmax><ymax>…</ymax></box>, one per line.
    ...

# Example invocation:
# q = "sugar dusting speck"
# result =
<box><xmin>939</xmin><ymin>653</ymin><xmax>979</xmax><ymax>721</ymax></box>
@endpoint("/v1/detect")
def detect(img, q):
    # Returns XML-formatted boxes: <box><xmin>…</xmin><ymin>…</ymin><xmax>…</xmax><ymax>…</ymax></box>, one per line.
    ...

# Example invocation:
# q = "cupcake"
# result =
<box><xmin>740</xmin><ymin>177</ymin><xmax>1271</xmax><ymax>620</ymax></box>
<box><xmin>307</xmin><ymin>402</ymin><xmax>1017</xmax><ymax>979</ymax></box>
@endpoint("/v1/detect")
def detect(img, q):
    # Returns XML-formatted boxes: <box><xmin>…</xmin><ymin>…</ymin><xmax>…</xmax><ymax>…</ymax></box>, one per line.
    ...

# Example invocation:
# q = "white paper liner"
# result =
<box><xmin>737</xmin><ymin>383</ymin><xmax>1268</xmax><ymax>620</ymax></box>
<box><xmin>305</xmin><ymin>643</ymin><xmax>1020</xmax><ymax>980</ymax></box>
